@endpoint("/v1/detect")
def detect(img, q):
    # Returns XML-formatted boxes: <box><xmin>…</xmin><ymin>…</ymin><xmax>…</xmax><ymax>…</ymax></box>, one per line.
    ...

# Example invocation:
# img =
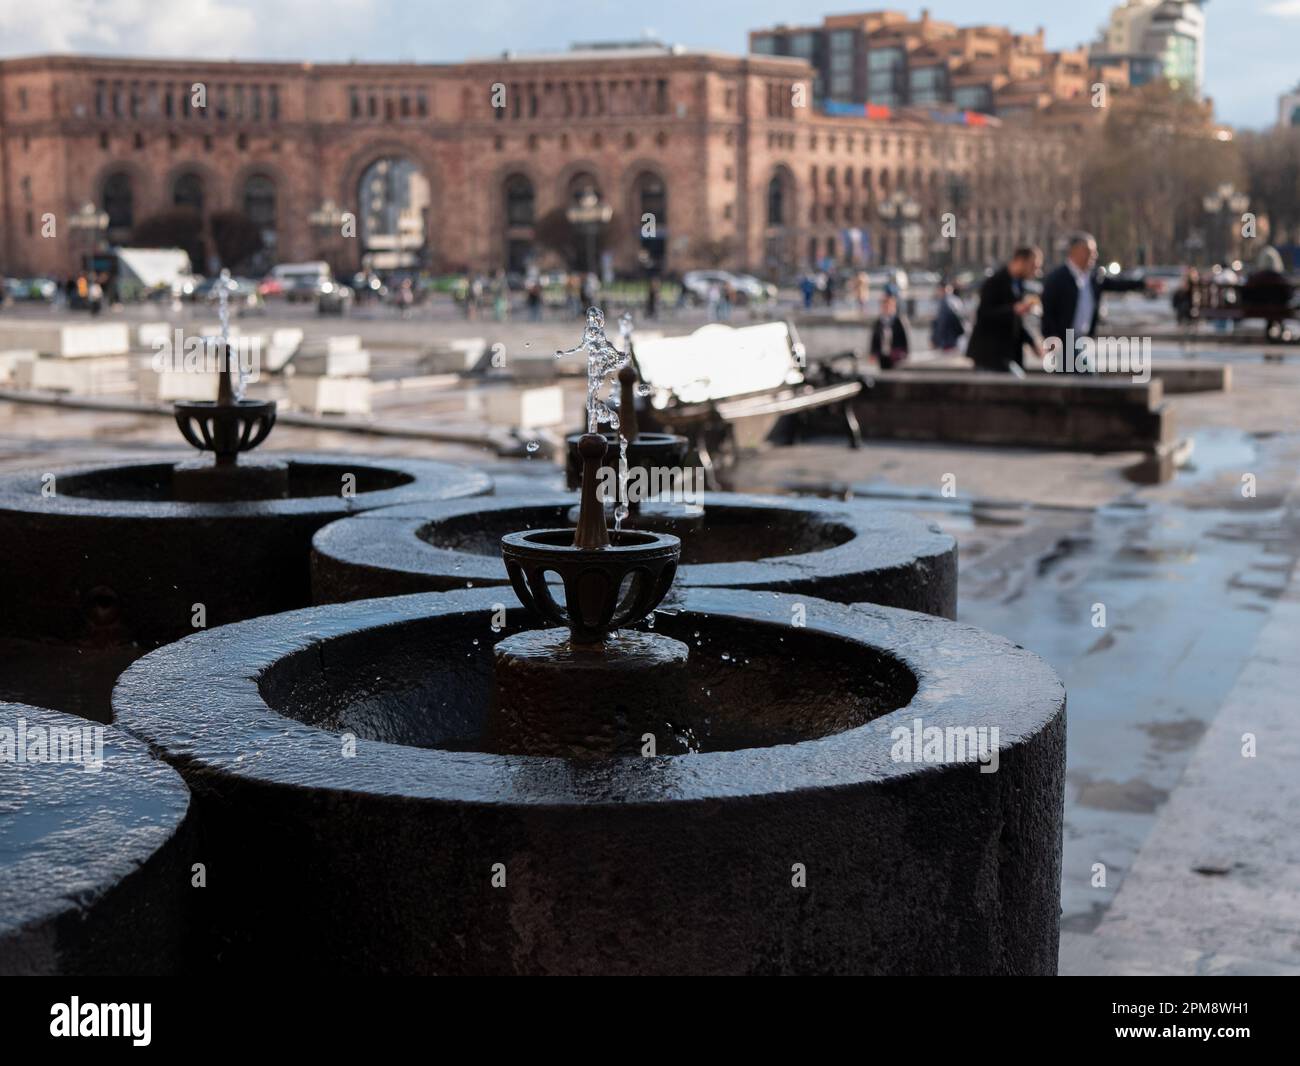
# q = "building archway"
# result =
<box><xmin>629</xmin><ymin>169</ymin><xmax>667</xmax><ymax>273</ymax></box>
<box><xmin>357</xmin><ymin>155</ymin><xmax>431</xmax><ymax>272</ymax></box>
<box><xmin>765</xmin><ymin>165</ymin><xmax>798</xmax><ymax>277</ymax></box>
<box><xmin>502</xmin><ymin>172</ymin><xmax>536</xmax><ymax>273</ymax></box>
<box><xmin>172</xmin><ymin>171</ymin><xmax>204</xmax><ymax>213</ymax></box>
<box><xmin>242</xmin><ymin>173</ymin><xmax>277</xmax><ymax>257</ymax></box>
<box><xmin>101</xmin><ymin>171</ymin><xmax>135</xmax><ymax>242</ymax></box>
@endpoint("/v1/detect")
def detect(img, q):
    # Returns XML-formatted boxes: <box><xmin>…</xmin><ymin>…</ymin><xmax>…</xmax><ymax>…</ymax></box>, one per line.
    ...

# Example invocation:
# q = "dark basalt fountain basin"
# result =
<box><xmin>112</xmin><ymin>587</ymin><xmax>1065</xmax><ymax>975</ymax></box>
<box><xmin>311</xmin><ymin>493</ymin><xmax>958</xmax><ymax>617</ymax></box>
<box><xmin>0</xmin><ymin>453</ymin><xmax>490</xmax><ymax>721</ymax></box>
<box><xmin>0</xmin><ymin>702</ymin><xmax>192</xmax><ymax>975</ymax></box>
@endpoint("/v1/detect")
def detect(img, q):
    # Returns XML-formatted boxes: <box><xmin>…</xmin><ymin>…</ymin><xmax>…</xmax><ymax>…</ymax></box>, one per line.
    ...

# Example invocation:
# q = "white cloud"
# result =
<box><xmin>0</xmin><ymin>0</ymin><xmax>380</xmax><ymax>59</ymax></box>
<box><xmin>1264</xmin><ymin>0</ymin><xmax>1300</xmax><ymax>16</ymax></box>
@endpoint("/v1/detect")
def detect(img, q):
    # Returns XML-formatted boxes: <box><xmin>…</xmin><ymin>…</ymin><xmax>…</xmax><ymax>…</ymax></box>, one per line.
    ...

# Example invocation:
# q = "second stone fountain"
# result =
<box><xmin>312</xmin><ymin>309</ymin><xmax>958</xmax><ymax>618</ymax></box>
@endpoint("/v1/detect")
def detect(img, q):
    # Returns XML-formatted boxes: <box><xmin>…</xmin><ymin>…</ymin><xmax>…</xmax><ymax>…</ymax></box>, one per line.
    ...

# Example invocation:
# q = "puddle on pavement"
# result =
<box><xmin>955</xmin><ymin>497</ymin><xmax>1297</xmax><ymax>932</ymax></box>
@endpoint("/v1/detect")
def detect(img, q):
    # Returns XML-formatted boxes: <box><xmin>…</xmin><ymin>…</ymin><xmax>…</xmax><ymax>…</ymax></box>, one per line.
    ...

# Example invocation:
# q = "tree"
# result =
<box><xmin>1079</xmin><ymin>81</ymin><xmax>1243</xmax><ymax>265</ymax></box>
<box><xmin>210</xmin><ymin>210</ymin><xmax>264</xmax><ymax>273</ymax></box>
<box><xmin>131</xmin><ymin>209</ymin><xmax>204</xmax><ymax>270</ymax></box>
<box><xmin>1239</xmin><ymin>126</ymin><xmax>1300</xmax><ymax>257</ymax></box>
<box><xmin>533</xmin><ymin>207</ymin><xmax>619</xmax><ymax>270</ymax></box>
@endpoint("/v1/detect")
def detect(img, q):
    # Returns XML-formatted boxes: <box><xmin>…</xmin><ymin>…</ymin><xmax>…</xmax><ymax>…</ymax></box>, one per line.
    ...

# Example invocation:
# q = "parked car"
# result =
<box><xmin>681</xmin><ymin>270</ymin><xmax>775</xmax><ymax>306</ymax></box>
<box><xmin>199</xmin><ymin>276</ymin><xmax>263</xmax><ymax>310</ymax></box>
<box><xmin>270</xmin><ymin>261</ymin><xmax>334</xmax><ymax>303</ymax></box>
<box><xmin>316</xmin><ymin>278</ymin><xmax>353</xmax><ymax>315</ymax></box>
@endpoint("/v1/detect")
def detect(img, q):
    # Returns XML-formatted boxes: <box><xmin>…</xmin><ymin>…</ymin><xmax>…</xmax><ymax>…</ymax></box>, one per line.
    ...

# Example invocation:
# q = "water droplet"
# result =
<box><xmin>721</xmin><ymin>652</ymin><xmax>731</xmax><ymax>661</ymax></box>
<box><xmin>525</xmin><ymin>440</ymin><xmax>540</xmax><ymax>453</ymax></box>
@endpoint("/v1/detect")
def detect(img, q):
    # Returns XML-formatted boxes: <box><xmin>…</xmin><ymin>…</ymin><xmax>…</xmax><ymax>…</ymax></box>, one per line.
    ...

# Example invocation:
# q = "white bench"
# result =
<box><xmin>632</xmin><ymin>320</ymin><xmax>862</xmax><ymax>482</ymax></box>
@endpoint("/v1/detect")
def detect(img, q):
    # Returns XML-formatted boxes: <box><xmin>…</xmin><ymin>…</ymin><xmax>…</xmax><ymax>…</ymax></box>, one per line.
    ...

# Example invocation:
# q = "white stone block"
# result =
<box><xmin>289</xmin><ymin>375</ymin><xmax>371</xmax><ymax>415</ymax></box>
<box><xmin>295</xmin><ymin>348</ymin><xmax>370</xmax><ymax>378</ymax></box>
<box><xmin>0</xmin><ymin>349</ymin><xmax>37</xmax><ymax>385</ymax></box>
<box><xmin>0</xmin><ymin>321</ymin><xmax>130</xmax><ymax>357</ymax></box>
<box><xmin>482</xmin><ymin>385</ymin><xmax>565</xmax><ymax>429</ymax></box>
<box><xmin>15</xmin><ymin>355</ymin><xmax>131</xmax><ymax>393</ymax></box>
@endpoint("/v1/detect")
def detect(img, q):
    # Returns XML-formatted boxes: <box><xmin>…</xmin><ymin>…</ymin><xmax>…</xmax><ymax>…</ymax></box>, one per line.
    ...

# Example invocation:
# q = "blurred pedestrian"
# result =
<box><xmin>526</xmin><ymin>278</ymin><xmax>543</xmax><ymax>321</ymax></box>
<box><xmin>644</xmin><ymin>276</ymin><xmax>660</xmax><ymax>319</ymax></box>
<box><xmin>930</xmin><ymin>282</ymin><xmax>967</xmax><ymax>352</ymax></box>
<box><xmin>853</xmin><ymin>270</ymin><xmax>871</xmax><ymax>315</ymax></box>
<box><xmin>1172</xmin><ymin>267</ymin><xmax>1201</xmax><ymax>329</ymax></box>
<box><xmin>870</xmin><ymin>293</ymin><xmax>910</xmax><ymax>369</ymax></box>
<box><xmin>491</xmin><ymin>270</ymin><xmax>509</xmax><ymax>321</ymax></box>
<box><xmin>966</xmin><ymin>246</ymin><xmax>1042</xmax><ymax>373</ymax></box>
<box><xmin>800</xmin><ymin>273</ymin><xmax>816</xmax><ymax>309</ymax></box>
<box><xmin>1040</xmin><ymin>232</ymin><xmax>1146</xmax><ymax>370</ymax></box>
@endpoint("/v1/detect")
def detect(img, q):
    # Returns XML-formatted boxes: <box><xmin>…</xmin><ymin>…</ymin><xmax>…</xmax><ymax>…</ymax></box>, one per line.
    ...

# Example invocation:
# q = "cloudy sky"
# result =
<box><xmin>0</xmin><ymin>0</ymin><xmax>1291</xmax><ymax>128</ymax></box>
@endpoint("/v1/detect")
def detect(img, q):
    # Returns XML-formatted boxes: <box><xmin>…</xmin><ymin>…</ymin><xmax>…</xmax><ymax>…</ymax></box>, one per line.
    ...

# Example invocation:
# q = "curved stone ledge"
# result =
<box><xmin>113</xmin><ymin>587</ymin><xmax>1064</xmax><ymax>975</ymax></box>
<box><xmin>0</xmin><ymin>452</ymin><xmax>490</xmax><ymax>653</ymax></box>
<box><xmin>311</xmin><ymin>492</ymin><xmax>958</xmax><ymax>617</ymax></box>
<box><xmin>0</xmin><ymin>702</ymin><xmax>192</xmax><ymax>975</ymax></box>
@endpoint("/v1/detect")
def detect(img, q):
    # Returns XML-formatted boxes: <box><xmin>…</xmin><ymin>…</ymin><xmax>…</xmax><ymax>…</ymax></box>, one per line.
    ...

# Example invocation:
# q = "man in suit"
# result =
<box><xmin>870</xmin><ymin>293</ymin><xmax>910</xmax><ymax>369</ymax></box>
<box><xmin>966</xmin><ymin>246</ymin><xmax>1043</xmax><ymax>372</ymax></box>
<box><xmin>1040</xmin><ymin>232</ymin><xmax>1147</xmax><ymax>370</ymax></box>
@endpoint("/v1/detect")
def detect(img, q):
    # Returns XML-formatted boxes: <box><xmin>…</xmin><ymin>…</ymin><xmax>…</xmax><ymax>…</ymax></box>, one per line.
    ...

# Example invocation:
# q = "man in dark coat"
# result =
<box><xmin>966</xmin><ymin>246</ymin><xmax>1043</xmax><ymax>372</ymax></box>
<box><xmin>1040</xmin><ymin>232</ymin><xmax>1147</xmax><ymax>370</ymax></box>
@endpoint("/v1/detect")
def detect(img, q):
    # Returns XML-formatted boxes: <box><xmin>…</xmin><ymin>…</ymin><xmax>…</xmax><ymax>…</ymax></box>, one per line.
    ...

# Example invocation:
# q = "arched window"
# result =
<box><xmin>633</xmin><ymin>171</ymin><xmax>667</xmax><ymax>228</ymax></box>
<box><xmin>102</xmin><ymin>172</ymin><xmax>134</xmax><ymax>232</ymax></box>
<box><xmin>243</xmin><ymin>175</ymin><xmax>275</xmax><ymax>229</ymax></box>
<box><xmin>173</xmin><ymin>172</ymin><xmax>204</xmax><ymax>213</ymax></box>
<box><xmin>568</xmin><ymin>171</ymin><xmax>600</xmax><ymax>205</ymax></box>
<box><xmin>767</xmin><ymin>170</ymin><xmax>794</xmax><ymax>227</ymax></box>
<box><xmin>505</xmin><ymin>174</ymin><xmax>535</xmax><ymax>227</ymax></box>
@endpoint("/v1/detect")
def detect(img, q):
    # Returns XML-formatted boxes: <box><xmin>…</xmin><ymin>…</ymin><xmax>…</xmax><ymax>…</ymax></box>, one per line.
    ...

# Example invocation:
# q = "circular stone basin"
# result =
<box><xmin>0</xmin><ymin>702</ymin><xmax>192</xmax><ymax>975</ymax></box>
<box><xmin>0</xmin><ymin>452</ymin><xmax>490</xmax><ymax>653</ymax></box>
<box><xmin>113</xmin><ymin>587</ymin><xmax>1065</xmax><ymax>975</ymax></box>
<box><xmin>311</xmin><ymin>493</ymin><xmax>958</xmax><ymax>617</ymax></box>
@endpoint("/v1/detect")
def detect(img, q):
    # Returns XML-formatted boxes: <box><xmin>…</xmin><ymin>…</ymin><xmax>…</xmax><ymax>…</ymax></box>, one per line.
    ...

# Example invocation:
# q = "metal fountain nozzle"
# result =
<box><xmin>502</xmin><ymin>433</ymin><xmax>680</xmax><ymax>644</ymax></box>
<box><xmin>172</xmin><ymin>281</ymin><xmax>276</xmax><ymax>464</ymax></box>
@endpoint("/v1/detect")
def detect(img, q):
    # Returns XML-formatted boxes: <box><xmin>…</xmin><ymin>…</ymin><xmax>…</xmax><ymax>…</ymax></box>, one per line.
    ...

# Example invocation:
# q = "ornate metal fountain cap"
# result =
<box><xmin>173</xmin><ymin>340</ymin><xmax>276</xmax><ymax>465</ymax></box>
<box><xmin>502</xmin><ymin>432</ymin><xmax>680</xmax><ymax>643</ymax></box>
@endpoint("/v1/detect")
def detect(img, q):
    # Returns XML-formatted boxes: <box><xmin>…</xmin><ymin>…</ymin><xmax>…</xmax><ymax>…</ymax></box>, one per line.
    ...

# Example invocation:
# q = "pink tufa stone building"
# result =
<box><xmin>0</xmin><ymin>44</ymin><xmax>1086</xmax><ymax>280</ymax></box>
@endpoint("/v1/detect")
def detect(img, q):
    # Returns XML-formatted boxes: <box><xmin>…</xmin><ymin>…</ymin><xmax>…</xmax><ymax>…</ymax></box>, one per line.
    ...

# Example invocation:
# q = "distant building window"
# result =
<box><xmin>752</xmin><ymin>35</ymin><xmax>778</xmax><ymax>56</ymax></box>
<box><xmin>953</xmin><ymin>86</ymin><xmax>992</xmax><ymax>112</ymax></box>
<box><xmin>18</xmin><ymin>87</ymin><xmax>28</xmax><ymax>110</ymax></box>
<box><xmin>350</xmin><ymin>88</ymin><xmax>361</xmax><ymax>119</ymax></box>
<box><xmin>790</xmin><ymin>33</ymin><xmax>815</xmax><ymax>59</ymax></box>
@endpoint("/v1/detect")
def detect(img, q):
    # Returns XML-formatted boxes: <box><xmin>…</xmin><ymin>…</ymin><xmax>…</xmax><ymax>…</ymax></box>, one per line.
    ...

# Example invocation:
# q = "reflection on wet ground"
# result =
<box><xmin>748</xmin><ymin>424</ymin><xmax>1299</xmax><ymax>933</ymax></box>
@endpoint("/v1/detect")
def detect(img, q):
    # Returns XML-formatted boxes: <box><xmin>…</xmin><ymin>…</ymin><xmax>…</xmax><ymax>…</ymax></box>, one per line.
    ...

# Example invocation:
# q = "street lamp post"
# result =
<box><xmin>877</xmin><ymin>191</ymin><xmax>921</xmax><ymax>267</ymax></box>
<box><xmin>878</xmin><ymin>191</ymin><xmax>921</xmax><ymax>314</ymax></box>
<box><xmin>67</xmin><ymin>201</ymin><xmax>109</xmax><ymax>275</ymax></box>
<box><xmin>1202</xmin><ymin>183</ymin><xmax>1250</xmax><ymax>268</ymax></box>
<box><xmin>566</xmin><ymin>188</ymin><xmax>613</xmax><ymax>276</ymax></box>
<box><xmin>309</xmin><ymin>199</ymin><xmax>348</xmax><ymax>273</ymax></box>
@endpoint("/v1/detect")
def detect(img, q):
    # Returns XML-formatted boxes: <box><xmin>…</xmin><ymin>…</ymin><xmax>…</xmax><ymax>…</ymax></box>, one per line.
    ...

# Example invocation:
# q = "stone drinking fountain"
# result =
<box><xmin>1</xmin><ymin>701</ymin><xmax>191</xmax><ymax>975</ymax></box>
<box><xmin>0</xmin><ymin>276</ymin><xmax>489</xmax><ymax>718</ymax></box>
<box><xmin>110</xmin><ymin>311</ymin><xmax>1067</xmax><ymax>975</ymax></box>
<box><xmin>312</xmin><ymin>309</ymin><xmax>958</xmax><ymax>617</ymax></box>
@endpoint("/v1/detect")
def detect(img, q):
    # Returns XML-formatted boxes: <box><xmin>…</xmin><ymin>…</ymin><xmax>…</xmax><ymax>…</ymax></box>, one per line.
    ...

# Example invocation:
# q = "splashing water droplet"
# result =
<box><xmin>525</xmin><ymin>440</ymin><xmax>540</xmax><ymax>453</ymax></box>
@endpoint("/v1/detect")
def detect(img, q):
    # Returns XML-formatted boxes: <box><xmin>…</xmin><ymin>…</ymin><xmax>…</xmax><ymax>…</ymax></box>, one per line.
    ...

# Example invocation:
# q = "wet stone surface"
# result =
<box><xmin>0</xmin><ymin>702</ymin><xmax>192</xmax><ymax>975</ymax></box>
<box><xmin>310</xmin><ymin>492</ymin><xmax>959</xmax><ymax>618</ymax></box>
<box><xmin>0</xmin><ymin>452</ymin><xmax>490</xmax><ymax>719</ymax></box>
<box><xmin>112</xmin><ymin>587</ymin><xmax>1065</xmax><ymax>975</ymax></box>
